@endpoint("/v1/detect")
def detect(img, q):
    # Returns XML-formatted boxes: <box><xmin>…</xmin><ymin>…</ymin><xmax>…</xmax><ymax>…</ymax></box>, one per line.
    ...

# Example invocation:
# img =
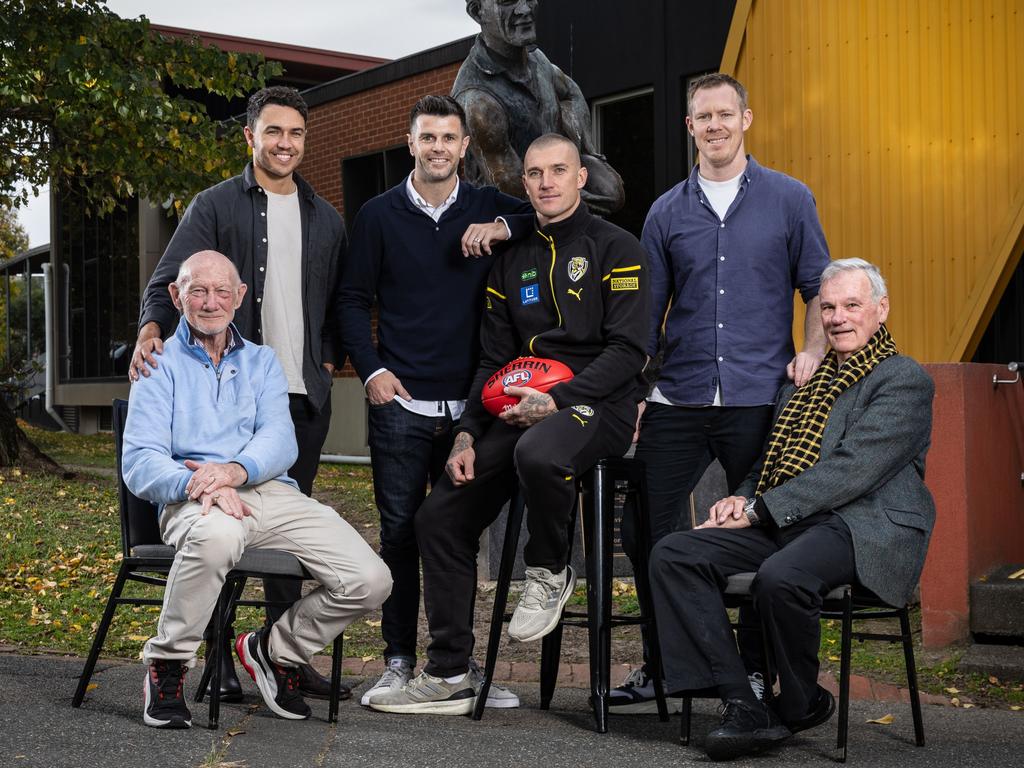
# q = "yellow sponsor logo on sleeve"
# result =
<box><xmin>610</xmin><ymin>276</ymin><xmax>639</xmax><ymax>291</ymax></box>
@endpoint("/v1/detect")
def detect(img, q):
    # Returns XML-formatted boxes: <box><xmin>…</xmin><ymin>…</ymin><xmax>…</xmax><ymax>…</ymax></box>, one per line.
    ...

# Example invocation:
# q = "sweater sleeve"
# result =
<box><xmin>492</xmin><ymin>190</ymin><xmax>535</xmax><ymax>241</ymax></box>
<box><xmin>457</xmin><ymin>258</ymin><xmax>523</xmax><ymax>439</ymax></box>
<box><xmin>122</xmin><ymin>366</ymin><xmax>191</xmax><ymax>505</ymax></box>
<box><xmin>336</xmin><ymin>204</ymin><xmax>385</xmax><ymax>382</ymax></box>
<box><xmin>547</xmin><ymin>234</ymin><xmax>650</xmax><ymax>407</ymax></box>
<box><xmin>138</xmin><ymin>189</ymin><xmax>219</xmax><ymax>336</ymax></box>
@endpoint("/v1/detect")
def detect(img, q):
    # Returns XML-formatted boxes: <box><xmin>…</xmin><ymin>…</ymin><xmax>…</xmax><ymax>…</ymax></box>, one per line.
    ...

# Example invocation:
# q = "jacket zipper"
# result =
<box><xmin>529</xmin><ymin>232</ymin><xmax>563</xmax><ymax>355</ymax></box>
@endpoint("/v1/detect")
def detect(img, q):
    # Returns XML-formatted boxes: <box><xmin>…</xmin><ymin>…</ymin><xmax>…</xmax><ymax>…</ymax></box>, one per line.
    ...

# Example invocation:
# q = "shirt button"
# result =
<box><xmin>718</xmin><ymin>323</ymin><xmax>724</xmax><ymax>328</ymax></box>
<box><xmin>260</xmin><ymin>212</ymin><xmax>266</xmax><ymax>218</ymax></box>
<box><xmin>718</xmin><ymin>356</ymin><xmax>724</xmax><ymax>362</ymax></box>
<box><xmin>258</xmin><ymin>187</ymin><xmax>264</xmax><ymax>193</ymax></box>
<box><xmin>262</xmin><ymin>237</ymin><xmax>267</xmax><ymax>243</ymax></box>
<box><xmin>259</xmin><ymin>266</ymin><xmax>265</xmax><ymax>272</ymax></box>
<box><xmin>720</xmin><ymin>256</ymin><xmax>725</xmax><ymax>261</ymax></box>
<box><xmin>720</xmin><ymin>222</ymin><xmax>725</xmax><ymax>228</ymax></box>
<box><xmin>720</xmin><ymin>289</ymin><xmax>725</xmax><ymax>295</ymax></box>
<box><xmin>256</xmin><ymin>297</ymin><xmax>262</xmax><ymax>303</ymax></box>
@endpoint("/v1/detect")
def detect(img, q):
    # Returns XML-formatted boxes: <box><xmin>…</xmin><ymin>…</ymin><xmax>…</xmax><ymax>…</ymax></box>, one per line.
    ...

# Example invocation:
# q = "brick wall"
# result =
<box><xmin>303</xmin><ymin>62</ymin><xmax>462</xmax><ymax>217</ymax></box>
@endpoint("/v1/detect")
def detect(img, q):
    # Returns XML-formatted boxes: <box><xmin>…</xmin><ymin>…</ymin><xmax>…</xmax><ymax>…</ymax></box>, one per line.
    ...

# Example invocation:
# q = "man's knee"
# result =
<box><xmin>751</xmin><ymin>559</ymin><xmax>813</xmax><ymax>612</ymax></box>
<box><xmin>344</xmin><ymin>557</ymin><xmax>393</xmax><ymax>612</ymax></box>
<box><xmin>180</xmin><ymin>513</ymin><xmax>245</xmax><ymax>569</ymax></box>
<box><xmin>512</xmin><ymin>434</ymin><xmax>559</xmax><ymax>485</ymax></box>
<box><xmin>649</xmin><ymin>532</ymin><xmax>705</xmax><ymax>586</ymax></box>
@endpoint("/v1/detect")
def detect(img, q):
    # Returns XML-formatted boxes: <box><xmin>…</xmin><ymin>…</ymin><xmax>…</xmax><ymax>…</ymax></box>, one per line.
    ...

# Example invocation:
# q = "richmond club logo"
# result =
<box><xmin>568</xmin><ymin>256</ymin><xmax>588</xmax><ymax>282</ymax></box>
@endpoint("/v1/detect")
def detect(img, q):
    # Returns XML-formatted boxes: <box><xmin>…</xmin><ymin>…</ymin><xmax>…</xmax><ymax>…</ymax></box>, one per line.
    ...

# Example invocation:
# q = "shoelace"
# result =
<box><xmin>152</xmin><ymin>662</ymin><xmax>186</xmax><ymax>701</ymax></box>
<box><xmin>377</xmin><ymin>661</ymin><xmax>410</xmax><ymax>689</ymax></box>
<box><xmin>519</xmin><ymin>570</ymin><xmax>561</xmax><ymax>610</ymax></box>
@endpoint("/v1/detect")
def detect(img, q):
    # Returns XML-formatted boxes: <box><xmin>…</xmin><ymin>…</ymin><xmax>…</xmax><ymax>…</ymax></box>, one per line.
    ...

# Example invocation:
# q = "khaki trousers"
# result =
<box><xmin>143</xmin><ymin>480</ymin><xmax>391</xmax><ymax>667</ymax></box>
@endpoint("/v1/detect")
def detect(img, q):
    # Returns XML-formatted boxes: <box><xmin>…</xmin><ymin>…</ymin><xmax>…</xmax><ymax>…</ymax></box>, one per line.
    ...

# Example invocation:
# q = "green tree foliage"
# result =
<box><xmin>0</xmin><ymin>0</ymin><xmax>282</xmax><ymax>216</ymax></box>
<box><xmin>0</xmin><ymin>204</ymin><xmax>29</xmax><ymax>261</ymax></box>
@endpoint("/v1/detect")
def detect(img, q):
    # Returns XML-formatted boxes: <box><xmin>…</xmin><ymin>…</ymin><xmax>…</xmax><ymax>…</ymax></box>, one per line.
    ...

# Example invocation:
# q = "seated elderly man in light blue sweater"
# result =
<box><xmin>123</xmin><ymin>250</ymin><xmax>391</xmax><ymax>729</ymax></box>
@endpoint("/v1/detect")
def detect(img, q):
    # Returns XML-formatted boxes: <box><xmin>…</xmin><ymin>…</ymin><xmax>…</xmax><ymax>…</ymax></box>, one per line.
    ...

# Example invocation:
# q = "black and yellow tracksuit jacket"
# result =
<box><xmin>458</xmin><ymin>203</ymin><xmax>650</xmax><ymax>439</ymax></box>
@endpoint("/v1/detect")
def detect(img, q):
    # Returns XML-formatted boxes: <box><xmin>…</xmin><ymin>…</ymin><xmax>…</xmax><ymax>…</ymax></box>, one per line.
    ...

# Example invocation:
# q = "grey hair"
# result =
<box><xmin>820</xmin><ymin>258</ymin><xmax>888</xmax><ymax>302</ymax></box>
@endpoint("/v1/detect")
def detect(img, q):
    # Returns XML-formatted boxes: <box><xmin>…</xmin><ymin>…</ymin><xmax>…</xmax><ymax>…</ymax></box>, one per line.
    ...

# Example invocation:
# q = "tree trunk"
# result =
<box><xmin>0</xmin><ymin>398</ymin><xmax>71</xmax><ymax>475</ymax></box>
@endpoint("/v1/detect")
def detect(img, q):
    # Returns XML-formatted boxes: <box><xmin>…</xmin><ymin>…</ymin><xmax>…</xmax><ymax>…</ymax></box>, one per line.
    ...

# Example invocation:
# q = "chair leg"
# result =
<box><xmin>899</xmin><ymin>607</ymin><xmax>925</xmax><ymax>747</ymax></box>
<box><xmin>539</xmin><ymin>623</ymin><xmax>564</xmax><ymax>709</ymax></box>
<box><xmin>195</xmin><ymin>579</ymin><xmax>242</xmax><ymax>704</ymax></box>
<box><xmin>836</xmin><ymin>588</ymin><xmax>853</xmax><ymax>762</ymax></box>
<box><xmin>472</xmin><ymin>489</ymin><xmax>525</xmax><ymax>722</ymax></box>
<box><xmin>680</xmin><ymin>696</ymin><xmax>693</xmax><ymax>745</ymax></box>
<box><xmin>584</xmin><ymin>461</ymin><xmax>612</xmax><ymax>733</ymax></box>
<box><xmin>207</xmin><ymin>584</ymin><xmax>233</xmax><ymax>730</ymax></box>
<box><xmin>329</xmin><ymin>632</ymin><xmax>344</xmax><ymax>724</ymax></box>
<box><xmin>73</xmin><ymin>564</ymin><xmax>130</xmax><ymax>707</ymax></box>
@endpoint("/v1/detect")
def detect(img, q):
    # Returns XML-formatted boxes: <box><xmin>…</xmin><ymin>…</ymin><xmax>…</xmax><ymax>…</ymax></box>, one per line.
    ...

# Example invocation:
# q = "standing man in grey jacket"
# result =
<box><xmin>650</xmin><ymin>259</ymin><xmax>935</xmax><ymax>761</ymax></box>
<box><xmin>129</xmin><ymin>86</ymin><xmax>345</xmax><ymax>700</ymax></box>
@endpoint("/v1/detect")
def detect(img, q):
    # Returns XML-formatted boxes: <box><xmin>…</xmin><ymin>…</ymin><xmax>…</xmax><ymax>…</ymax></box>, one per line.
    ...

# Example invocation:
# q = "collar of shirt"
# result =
<box><xmin>406</xmin><ymin>172</ymin><xmax>459</xmax><ymax>222</ymax></box>
<box><xmin>186</xmin><ymin>322</ymin><xmax>242</xmax><ymax>359</ymax></box>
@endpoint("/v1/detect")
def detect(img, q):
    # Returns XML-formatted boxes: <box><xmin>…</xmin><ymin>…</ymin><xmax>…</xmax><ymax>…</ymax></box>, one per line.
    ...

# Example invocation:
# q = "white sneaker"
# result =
<box><xmin>608</xmin><ymin>668</ymin><xmax>683</xmax><ymax>715</ymax></box>
<box><xmin>468</xmin><ymin>659</ymin><xmax>520</xmax><ymax>708</ymax></box>
<box><xmin>508</xmin><ymin>566</ymin><xmax>576</xmax><ymax>643</ymax></box>
<box><xmin>360</xmin><ymin>657</ymin><xmax>413</xmax><ymax>706</ymax></box>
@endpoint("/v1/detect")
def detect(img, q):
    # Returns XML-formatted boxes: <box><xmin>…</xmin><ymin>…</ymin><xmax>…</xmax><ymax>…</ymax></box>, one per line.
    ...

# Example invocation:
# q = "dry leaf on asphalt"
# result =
<box><xmin>226</xmin><ymin>728</ymin><xmax>245</xmax><ymax>737</ymax></box>
<box><xmin>866</xmin><ymin>714</ymin><xmax>894</xmax><ymax>725</ymax></box>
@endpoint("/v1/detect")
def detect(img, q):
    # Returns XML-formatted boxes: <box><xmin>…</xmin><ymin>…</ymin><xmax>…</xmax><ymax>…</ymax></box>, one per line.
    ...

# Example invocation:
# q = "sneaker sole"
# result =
<box><xmin>235</xmin><ymin>633</ymin><xmax>309</xmax><ymax>721</ymax></box>
<box><xmin>368</xmin><ymin>695</ymin><xmax>477</xmax><ymax>715</ymax></box>
<box><xmin>143</xmin><ymin>672</ymin><xmax>191</xmax><ymax>729</ymax></box>
<box><xmin>484</xmin><ymin>694</ymin><xmax>520</xmax><ymax>708</ymax></box>
<box><xmin>609</xmin><ymin>697</ymin><xmax>683</xmax><ymax>715</ymax></box>
<box><xmin>508</xmin><ymin>566</ymin><xmax>578</xmax><ymax>643</ymax></box>
<box><xmin>705</xmin><ymin>725</ymin><xmax>791</xmax><ymax>761</ymax></box>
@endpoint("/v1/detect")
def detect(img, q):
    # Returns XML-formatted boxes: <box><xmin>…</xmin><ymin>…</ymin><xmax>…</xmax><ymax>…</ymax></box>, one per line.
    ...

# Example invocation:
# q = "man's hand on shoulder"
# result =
<box><xmin>200</xmin><ymin>486</ymin><xmax>251</xmax><ymax>520</ymax></box>
<box><xmin>461</xmin><ymin>221</ymin><xmax>510</xmax><ymax>258</ymax></box>
<box><xmin>129</xmin><ymin>322</ymin><xmax>164</xmax><ymax>382</ymax></box>
<box><xmin>499</xmin><ymin>386</ymin><xmax>556</xmax><ymax>428</ymax></box>
<box><xmin>365</xmin><ymin>370</ymin><xmax>411</xmax><ymax>405</ymax></box>
<box><xmin>445</xmin><ymin>431</ymin><xmax>476</xmax><ymax>486</ymax></box>
<box><xmin>787</xmin><ymin>350</ymin><xmax>825</xmax><ymax>387</ymax></box>
<box><xmin>184</xmin><ymin>460</ymin><xmax>248</xmax><ymax>500</ymax></box>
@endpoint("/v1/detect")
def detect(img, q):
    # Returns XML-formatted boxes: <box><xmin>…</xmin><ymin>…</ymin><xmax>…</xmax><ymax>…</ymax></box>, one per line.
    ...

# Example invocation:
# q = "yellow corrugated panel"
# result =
<box><xmin>725</xmin><ymin>0</ymin><xmax>1024</xmax><ymax>361</ymax></box>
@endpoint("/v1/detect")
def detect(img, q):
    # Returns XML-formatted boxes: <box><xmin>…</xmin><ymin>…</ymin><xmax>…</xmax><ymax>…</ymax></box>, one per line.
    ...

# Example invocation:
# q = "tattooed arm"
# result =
<box><xmin>445</xmin><ymin>431</ymin><xmax>478</xmax><ymax>486</ymax></box>
<box><xmin>498</xmin><ymin>386</ymin><xmax>557</xmax><ymax>429</ymax></box>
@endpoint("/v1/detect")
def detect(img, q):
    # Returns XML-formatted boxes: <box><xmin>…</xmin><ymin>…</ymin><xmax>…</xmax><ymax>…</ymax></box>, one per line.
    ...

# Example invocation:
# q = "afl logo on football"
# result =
<box><xmin>568</xmin><ymin>256</ymin><xmax>588</xmax><ymax>282</ymax></box>
<box><xmin>503</xmin><ymin>370</ymin><xmax>533</xmax><ymax>387</ymax></box>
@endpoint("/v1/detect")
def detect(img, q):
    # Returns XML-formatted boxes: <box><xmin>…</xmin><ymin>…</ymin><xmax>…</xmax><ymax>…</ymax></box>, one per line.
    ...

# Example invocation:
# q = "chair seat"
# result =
<box><xmin>725</xmin><ymin>571</ymin><xmax>849</xmax><ymax>601</ymax></box>
<box><xmin>128</xmin><ymin>545</ymin><xmax>310</xmax><ymax>579</ymax></box>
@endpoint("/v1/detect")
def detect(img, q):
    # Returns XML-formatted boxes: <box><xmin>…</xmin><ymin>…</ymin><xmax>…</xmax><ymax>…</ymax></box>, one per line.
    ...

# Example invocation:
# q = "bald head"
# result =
<box><xmin>525</xmin><ymin>133</ymin><xmax>581</xmax><ymax>167</ymax></box>
<box><xmin>176</xmin><ymin>250</ymin><xmax>242</xmax><ymax>292</ymax></box>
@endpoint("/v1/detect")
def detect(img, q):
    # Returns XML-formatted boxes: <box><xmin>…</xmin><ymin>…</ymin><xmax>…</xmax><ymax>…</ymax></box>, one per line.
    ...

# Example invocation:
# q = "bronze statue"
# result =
<box><xmin>453</xmin><ymin>0</ymin><xmax>625</xmax><ymax>216</ymax></box>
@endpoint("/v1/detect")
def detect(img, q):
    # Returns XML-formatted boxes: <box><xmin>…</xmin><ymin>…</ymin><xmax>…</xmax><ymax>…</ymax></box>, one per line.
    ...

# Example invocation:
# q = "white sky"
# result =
<box><xmin>16</xmin><ymin>0</ymin><xmax>477</xmax><ymax>247</ymax></box>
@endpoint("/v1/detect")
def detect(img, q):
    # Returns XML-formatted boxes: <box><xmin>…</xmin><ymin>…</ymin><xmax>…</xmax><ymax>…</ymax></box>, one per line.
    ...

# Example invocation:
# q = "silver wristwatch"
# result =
<box><xmin>743</xmin><ymin>497</ymin><xmax>761</xmax><ymax>526</ymax></box>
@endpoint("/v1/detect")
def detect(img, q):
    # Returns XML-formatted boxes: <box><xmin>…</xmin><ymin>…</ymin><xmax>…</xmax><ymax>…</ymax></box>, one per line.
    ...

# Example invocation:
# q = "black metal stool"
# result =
<box><xmin>472</xmin><ymin>455</ymin><xmax>670</xmax><ymax>732</ymax></box>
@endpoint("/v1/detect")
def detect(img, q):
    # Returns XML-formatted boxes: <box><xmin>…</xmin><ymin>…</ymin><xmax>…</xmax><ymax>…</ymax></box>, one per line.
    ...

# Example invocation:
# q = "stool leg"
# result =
<box><xmin>837</xmin><ymin>588</ymin><xmax>853</xmax><ymax>762</ymax></box>
<box><xmin>585</xmin><ymin>461</ymin><xmax>613</xmax><ymax>733</ymax></box>
<box><xmin>329</xmin><ymin>632</ymin><xmax>344</xmax><ymax>724</ymax></box>
<box><xmin>899</xmin><ymin>607</ymin><xmax>925</xmax><ymax>747</ymax></box>
<box><xmin>539</xmin><ymin>623</ymin><xmax>564</xmax><ymax>709</ymax></box>
<box><xmin>473</xmin><ymin>489</ymin><xmax>526</xmax><ymax>721</ymax></box>
<box><xmin>680</xmin><ymin>695</ymin><xmax>693</xmax><ymax>745</ymax></box>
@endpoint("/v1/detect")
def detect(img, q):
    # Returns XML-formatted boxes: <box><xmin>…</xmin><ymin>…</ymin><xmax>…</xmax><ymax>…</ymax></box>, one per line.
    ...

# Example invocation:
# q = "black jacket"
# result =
<box><xmin>139</xmin><ymin>163</ymin><xmax>345</xmax><ymax>411</ymax></box>
<box><xmin>458</xmin><ymin>203</ymin><xmax>650</xmax><ymax>439</ymax></box>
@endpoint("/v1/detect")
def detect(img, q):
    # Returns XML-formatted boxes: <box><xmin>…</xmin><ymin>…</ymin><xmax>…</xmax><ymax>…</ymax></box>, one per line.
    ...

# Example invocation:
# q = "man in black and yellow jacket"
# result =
<box><xmin>369</xmin><ymin>133</ymin><xmax>650</xmax><ymax>716</ymax></box>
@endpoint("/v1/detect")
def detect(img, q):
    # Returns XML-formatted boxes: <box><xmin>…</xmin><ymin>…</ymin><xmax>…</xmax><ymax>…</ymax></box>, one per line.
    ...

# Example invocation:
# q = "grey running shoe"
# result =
<box><xmin>508</xmin><ymin>566</ymin><xmax>576</xmax><ymax>642</ymax></box>
<box><xmin>360</xmin><ymin>657</ymin><xmax>413</xmax><ymax>706</ymax></box>
<box><xmin>608</xmin><ymin>667</ymin><xmax>683</xmax><ymax>714</ymax></box>
<box><xmin>368</xmin><ymin>670</ymin><xmax>477</xmax><ymax>715</ymax></box>
<box><xmin>468</xmin><ymin>658</ymin><xmax>520</xmax><ymax>708</ymax></box>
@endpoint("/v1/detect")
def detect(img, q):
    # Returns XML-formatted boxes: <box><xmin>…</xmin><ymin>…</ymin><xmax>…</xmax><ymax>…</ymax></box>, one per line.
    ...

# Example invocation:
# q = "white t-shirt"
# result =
<box><xmin>262</xmin><ymin>189</ymin><xmax>306</xmax><ymax>395</ymax></box>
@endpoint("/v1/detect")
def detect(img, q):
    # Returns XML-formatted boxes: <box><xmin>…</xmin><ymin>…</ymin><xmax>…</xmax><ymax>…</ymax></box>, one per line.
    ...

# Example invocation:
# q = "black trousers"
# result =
<box><xmin>649</xmin><ymin>513</ymin><xmax>856</xmax><ymax>721</ymax></box>
<box><xmin>263</xmin><ymin>394</ymin><xmax>333</xmax><ymax>623</ymax></box>
<box><xmin>416</xmin><ymin>398</ymin><xmax>636</xmax><ymax>677</ymax></box>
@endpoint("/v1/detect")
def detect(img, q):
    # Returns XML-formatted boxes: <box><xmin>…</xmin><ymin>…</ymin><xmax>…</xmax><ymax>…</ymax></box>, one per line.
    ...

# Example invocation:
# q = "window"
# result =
<box><xmin>591</xmin><ymin>89</ymin><xmax>656</xmax><ymax>237</ymax></box>
<box><xmin>341</xmin><ymin>146</ymin><xmax>414</xmax><ymax>228</ymax></box>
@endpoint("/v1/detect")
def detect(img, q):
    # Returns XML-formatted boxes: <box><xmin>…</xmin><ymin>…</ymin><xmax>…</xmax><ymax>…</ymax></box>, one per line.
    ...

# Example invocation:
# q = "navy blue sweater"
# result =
<box><xmin>338</xmin><ymin>180</ymin><xmax>532</xmax><ymax>400</ymax></box>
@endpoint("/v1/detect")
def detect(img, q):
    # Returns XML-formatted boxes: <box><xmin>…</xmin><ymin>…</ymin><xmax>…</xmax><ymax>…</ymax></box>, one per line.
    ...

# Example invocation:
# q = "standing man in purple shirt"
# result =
<box><xmin>612</xmin><ymin>73</ymin><xmax>830</xmax><ymax>713</ymax></box>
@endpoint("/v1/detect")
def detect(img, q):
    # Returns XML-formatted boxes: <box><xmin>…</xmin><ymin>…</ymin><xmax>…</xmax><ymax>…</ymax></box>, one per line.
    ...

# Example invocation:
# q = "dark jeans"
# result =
<box><xmin>620</xmin><ymin>403</ymin><xmax>774</xmax><ymax>675</ymax></box>
<box><xmin>417</xmin><ymin>398</ymin><xmax>637</xmax><ymax>678</ymax></box>
<box><xmin>650</xmin><ymin>513</ymin><xmax>856</xmax><ymax>721</ymax></box>
<box><xmin>264</xmin><ymin>394</ymin><xmax>333</xmax><ymax>623</ymax></box>
<box><xmin>367</xmin><ymin>400</ymin><xmax>455</xmax><ymax>662</ymax></box>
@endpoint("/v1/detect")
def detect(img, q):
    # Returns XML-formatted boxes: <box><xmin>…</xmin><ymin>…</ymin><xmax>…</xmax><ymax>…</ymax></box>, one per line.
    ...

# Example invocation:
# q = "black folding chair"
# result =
<box><xmin>71</xmin><ymin>399</ymin><xmax>346</xmax><ymax>728</ymax></box>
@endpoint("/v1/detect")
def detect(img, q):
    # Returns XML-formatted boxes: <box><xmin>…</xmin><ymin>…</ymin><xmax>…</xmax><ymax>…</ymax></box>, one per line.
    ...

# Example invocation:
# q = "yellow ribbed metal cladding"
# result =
<box><xmin>723</xmin><ymin>0</ymin><xmax>1024</xmax><ymax>361</ymax></box>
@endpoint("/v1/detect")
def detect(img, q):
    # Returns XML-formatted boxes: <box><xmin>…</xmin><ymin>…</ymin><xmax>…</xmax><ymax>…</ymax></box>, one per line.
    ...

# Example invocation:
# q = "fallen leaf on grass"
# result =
<box><xmin>827</xmin><ymin>655</ymin><xmax>840</xmax><ymax>662</ymax></box>
<box><xmin>866</xmin><ymin>714</ymin><xmax>894</xmax><ymax>725</ymax></box>
<box><xmin>988</xmin><ymin>675</ymin><xmax>1000</xmax><ymax>685</ymax></box>
<box><xmin>361</xmin><ymin>655</ymin><xmax>375</xmax><ymax>662</ymax></box>
<box><xmin>944</xmin><ymin>687</ymin><xmax>960</xmax><ymax>694</ymax></box>
<box><xmin>951</xmin><ymin>697</ymin><xmax>961</xmax><ymax>707</ymax></box>
<box><xmin>364</xmin><ymin>619</ymin><xmax>382</xmax><ymax>628</ymax></box>
<box><xmin>1010</xmin><ymin>706</ymin><xmax>1021</xmax><ymax>711</ymax></box>
<box><xmin>128</xmin><ymin>634</ymin><xmax>150</xmax><ymax>642</ymax></box>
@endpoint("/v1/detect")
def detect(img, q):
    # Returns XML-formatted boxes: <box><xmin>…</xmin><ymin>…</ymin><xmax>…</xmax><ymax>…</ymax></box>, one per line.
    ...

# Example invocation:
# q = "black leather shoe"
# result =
<box><xmin>783</xmin><ymin>685</ymin><xmax>836</xmax><ymax>734</ymax></box>
<box><xmin>205</xmin><ymin>634</ymin><xmax>243</xmax><ymax>703</ymax></box>
<box><xmin>704</xmin><ymin>698</ymin><xmax>791</xmax><ymax>761</ymax></box>
<box><xmin>296</xmin><ymin>663</ymin><xmax>351</xmax><ymax>701</ymax></box>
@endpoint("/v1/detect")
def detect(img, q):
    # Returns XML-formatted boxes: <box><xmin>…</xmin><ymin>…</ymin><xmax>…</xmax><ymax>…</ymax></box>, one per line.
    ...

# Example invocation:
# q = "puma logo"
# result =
<box><xmin>567</xmin><ymin>287</ymin><xmax>583</xmax><ymax>301</ymax></box>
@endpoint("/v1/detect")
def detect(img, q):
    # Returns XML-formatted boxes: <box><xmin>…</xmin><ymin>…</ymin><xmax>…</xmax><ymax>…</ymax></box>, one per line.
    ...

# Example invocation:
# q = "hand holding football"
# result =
<box><xmin>481</xmin><ymin>357</ymin><xmax>574</xmax><ymax>417</ymax></box>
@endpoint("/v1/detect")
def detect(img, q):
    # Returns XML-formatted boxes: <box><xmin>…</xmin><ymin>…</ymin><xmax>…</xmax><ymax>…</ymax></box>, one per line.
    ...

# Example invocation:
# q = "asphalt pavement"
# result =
<box><xmin>1</xmin><ymin>652</ymin><xmax>1022</xmax><ymax>768</ymax></box>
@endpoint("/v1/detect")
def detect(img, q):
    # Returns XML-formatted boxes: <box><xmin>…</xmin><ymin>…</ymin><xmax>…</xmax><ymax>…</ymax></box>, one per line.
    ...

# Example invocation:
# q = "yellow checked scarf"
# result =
<box><xmin>755</xmin><ymin>325</ymin><xmax>898</xmax><ymax>495</ymax></box>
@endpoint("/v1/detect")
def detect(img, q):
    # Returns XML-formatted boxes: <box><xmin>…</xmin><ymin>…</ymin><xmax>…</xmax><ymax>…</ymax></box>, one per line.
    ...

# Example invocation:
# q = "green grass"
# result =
<box><xmin>21</xmin><ymin>421</ymin><xmax>117</xmax><ymax>469</ymax></box>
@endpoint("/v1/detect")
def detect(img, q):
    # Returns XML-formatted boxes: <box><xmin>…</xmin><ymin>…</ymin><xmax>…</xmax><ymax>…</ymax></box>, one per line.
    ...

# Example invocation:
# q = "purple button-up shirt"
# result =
<box><xmin>642</xmin><ymin>156</ymin><xmax>830</xmax><ymax>407</ymax></box>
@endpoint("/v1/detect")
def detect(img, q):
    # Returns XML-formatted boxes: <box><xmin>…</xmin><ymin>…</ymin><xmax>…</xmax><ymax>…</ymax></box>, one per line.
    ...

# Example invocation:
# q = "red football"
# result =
<box><xmin>481</xmin><ymin>357</ymin><xmax>574</xmax><ymax>416</ymax></box>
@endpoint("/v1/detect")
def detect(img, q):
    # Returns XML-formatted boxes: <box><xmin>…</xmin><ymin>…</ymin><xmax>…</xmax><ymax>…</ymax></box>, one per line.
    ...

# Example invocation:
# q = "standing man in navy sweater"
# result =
<box><xmin>337</xmin><ymin>95</ymin><xmax>532</xmax><ymax>707</ymax></box>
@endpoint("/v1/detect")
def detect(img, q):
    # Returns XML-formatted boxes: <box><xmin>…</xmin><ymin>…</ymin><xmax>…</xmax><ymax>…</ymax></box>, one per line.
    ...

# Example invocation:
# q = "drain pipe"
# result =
<box><xmin>41</xmin><ymin>262</ymin><xmax>72</xmax><ymax>433</ymax></box>
<box><xmin>319</xmin><ymin>453</ymin><xmax>371</xmax><ymax>466</ymax></box>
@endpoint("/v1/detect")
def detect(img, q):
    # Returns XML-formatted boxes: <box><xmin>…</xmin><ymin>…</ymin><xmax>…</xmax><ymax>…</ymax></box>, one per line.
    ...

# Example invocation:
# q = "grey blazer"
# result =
<box><xmin>736</xmin><ymin>354</ymin><xmax>935</xmax><ymax>607</ymax></box>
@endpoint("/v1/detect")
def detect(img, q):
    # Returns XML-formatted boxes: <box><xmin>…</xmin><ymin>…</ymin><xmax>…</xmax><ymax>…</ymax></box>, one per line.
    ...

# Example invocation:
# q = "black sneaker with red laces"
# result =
<box><xmin>143</xmin><ymin>659</ymin><xmax>192</xmax><ymax>729</ymax></box>
<box><xmin>235</xmin><ymin>629</ymin><xmax>311</xmax><ymax>720</ymax></box>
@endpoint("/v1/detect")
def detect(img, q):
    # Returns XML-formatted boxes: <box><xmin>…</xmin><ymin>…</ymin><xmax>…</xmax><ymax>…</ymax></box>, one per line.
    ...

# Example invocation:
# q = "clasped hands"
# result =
<box><xmin>184</xmin><ymin>459</ymin><xmax>250</xmax><ymax>519</ymax></box>
<box><xmin>696</xmin><ymin>495</ymin><xmax>752</xmax><ymax>530</ymax></box>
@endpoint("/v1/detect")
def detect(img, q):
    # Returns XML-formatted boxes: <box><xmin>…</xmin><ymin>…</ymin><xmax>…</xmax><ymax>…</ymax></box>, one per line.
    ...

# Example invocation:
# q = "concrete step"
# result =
<box><xmin>959</xmin><ymin>642</ymin><xmax>1024</xmax><ymax>682</ymax></box>
<box><xmin>970</xmin><ymin>564</ymin><xmax>1024</xmax><ymax>637</ymax></box>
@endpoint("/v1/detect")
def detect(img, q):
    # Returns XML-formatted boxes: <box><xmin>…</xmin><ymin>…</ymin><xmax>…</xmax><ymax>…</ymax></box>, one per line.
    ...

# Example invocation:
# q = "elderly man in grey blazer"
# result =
<box><xmin>650</xmin><ymin>258</ymin><xmax>935</xmax><ymax>762</ymax></box>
